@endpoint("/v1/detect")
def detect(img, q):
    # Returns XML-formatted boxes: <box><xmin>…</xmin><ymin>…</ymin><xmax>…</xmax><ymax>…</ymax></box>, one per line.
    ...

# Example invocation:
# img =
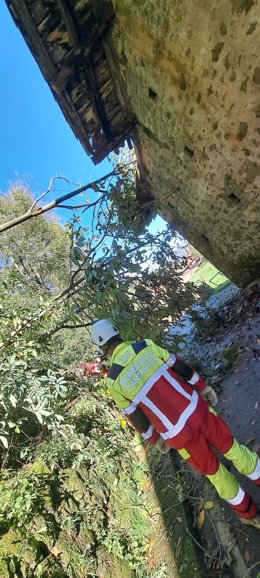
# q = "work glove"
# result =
<box><xmin>201</xmin><ymin>385</ymin><xmax>218</xmax><ymax>406</ymax></box>
<box><xmin>156</xmin><ymin>436</ymin><xmax>170</xmax><ymax>454</ymax></box>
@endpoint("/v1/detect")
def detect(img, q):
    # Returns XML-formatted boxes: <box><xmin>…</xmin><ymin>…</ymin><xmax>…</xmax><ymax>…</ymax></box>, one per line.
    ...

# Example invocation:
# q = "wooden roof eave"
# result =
<box><xmin>6</xmin><ymin>0</ymin><xmax>136</xmax><ymax>164</ymax></box>
<box><xmin>8</xmin><ymin>0</ymin><xmax>96</xmax><ymax>157</ymax></box>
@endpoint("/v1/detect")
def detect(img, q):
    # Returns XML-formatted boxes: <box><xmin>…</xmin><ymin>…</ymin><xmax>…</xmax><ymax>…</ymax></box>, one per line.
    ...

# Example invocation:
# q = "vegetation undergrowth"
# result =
<box><xmin>0</xmin><ymin>374</ymin><xmax>170</xmax><ymax>577</ymax></box>
<box><xmin>0</xmin><ymin>155</ymin><xmax>205</xmax><ymax>577</ymax></box>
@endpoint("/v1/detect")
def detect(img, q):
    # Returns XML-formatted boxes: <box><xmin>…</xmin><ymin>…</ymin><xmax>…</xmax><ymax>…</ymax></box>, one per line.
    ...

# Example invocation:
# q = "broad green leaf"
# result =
<box><xmin>35</xmin><ymin>412</ymin><xmax>43</xmax><ymax>425</ymax></box>
<box><xmin>0</xmin><ymin>436</ymin><xmax>8</xmax><ymax>449</ymax></box>
<box><xmin>9</xmin><ymin>394</ymin><xmax>17</xmax><ymax>407</ymax></box>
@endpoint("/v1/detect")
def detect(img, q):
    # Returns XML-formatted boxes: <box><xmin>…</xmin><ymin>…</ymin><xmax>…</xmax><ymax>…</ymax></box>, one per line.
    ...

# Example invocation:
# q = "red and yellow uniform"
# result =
<box><xmin>106</xmin><ymin>339</ymin><xmax>260</xmax><ymax>521</ymax></box>
<box><xmin>79</xmin><ymin>361</ymin><xmax>109</xmax><ymax>378</ymax></box>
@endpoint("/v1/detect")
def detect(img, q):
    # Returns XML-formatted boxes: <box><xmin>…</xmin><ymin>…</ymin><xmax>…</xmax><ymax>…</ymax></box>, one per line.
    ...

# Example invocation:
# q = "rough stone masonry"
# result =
<box><xmin>108</xmin><ymin>0</ymin><xmax>260</xmax><ymax>285</ymax></box>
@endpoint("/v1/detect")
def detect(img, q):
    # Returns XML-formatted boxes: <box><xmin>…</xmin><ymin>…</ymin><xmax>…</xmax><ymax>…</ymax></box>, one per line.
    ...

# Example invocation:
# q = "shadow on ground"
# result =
<box><xmin>145</xmin><ymin>448</ymin><xmax>207</xmax><ymax>578</ymax></box>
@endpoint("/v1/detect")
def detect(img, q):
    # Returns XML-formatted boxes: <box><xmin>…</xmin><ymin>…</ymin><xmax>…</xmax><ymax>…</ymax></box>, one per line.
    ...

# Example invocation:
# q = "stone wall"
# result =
<box><xmin>108</xmin><ymin>0</ymin><xmax>260</xmax><ymax>285</ymax></box>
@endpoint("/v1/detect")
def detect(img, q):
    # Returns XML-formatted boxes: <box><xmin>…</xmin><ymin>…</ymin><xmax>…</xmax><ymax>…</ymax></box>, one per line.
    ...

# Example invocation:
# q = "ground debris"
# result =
<box><xmin>172</xmin><ymin>280</ymin><xmax>260</xmax><ymax>578</ymax></box>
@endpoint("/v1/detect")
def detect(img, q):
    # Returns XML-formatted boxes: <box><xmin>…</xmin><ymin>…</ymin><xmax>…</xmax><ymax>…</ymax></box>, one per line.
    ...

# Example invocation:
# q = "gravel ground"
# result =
<box><xmin>171</xmin><ymin>281</ymin><xmax>260</xmax><ymax>577</ymax></box>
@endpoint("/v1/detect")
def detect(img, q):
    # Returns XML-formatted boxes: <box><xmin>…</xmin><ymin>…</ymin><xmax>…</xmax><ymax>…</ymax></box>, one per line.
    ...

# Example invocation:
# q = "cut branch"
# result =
<box><xmin>0</xmin><ymin>170</ymin><xmax>117</xmax><ymax>234</ymax></box>
<box><xmin>28</xmin><ymin>175</ymin><xmax>73</xmax><ymax>213</ymax></box>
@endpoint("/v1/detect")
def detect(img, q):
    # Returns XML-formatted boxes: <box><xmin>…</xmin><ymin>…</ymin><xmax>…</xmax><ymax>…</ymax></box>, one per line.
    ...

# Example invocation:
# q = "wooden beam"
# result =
<box><xmin>8</xmin><ymin>0</ymin><xmax>57</xmax><ymax>80</ymax></box>
<box><xmin>50</xmin><ymin>0</ymin><xmax>114</xmax><ymax>143</ymax></box>
<box><xmin>6</xmin><ymin>0</ymin><xmax>131</xmax><ymax>161</ymax></box>
<box><xmin>57</xmin><ymin>89</ymin><xmax>94</xmax><ymax>156</ymax></box>
<box><xmin>56</xmin><ymin>0</ymin><xmax>80</xmax><ymax>49</ymax></box>
<box><xmin>82</xmin><ymin>55</ymin><xmax>114</xmax><ymax>142</ymax></box>
<box><xmin>102</xmin><ymin>38</ymin><xmax>128</xmax><ymax>111</ymax></box>
<box><xmin>92</xmin><ymin>119</ymin><xmax>138</xmax><ymax>164</ymax></box>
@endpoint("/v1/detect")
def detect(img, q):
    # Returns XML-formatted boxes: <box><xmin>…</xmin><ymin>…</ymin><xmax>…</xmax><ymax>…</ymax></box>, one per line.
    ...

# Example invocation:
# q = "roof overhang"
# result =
<box><xmin>6</xmin><ymin>0</ymin><xmax>136</xmax><ymax>163</ymax></box>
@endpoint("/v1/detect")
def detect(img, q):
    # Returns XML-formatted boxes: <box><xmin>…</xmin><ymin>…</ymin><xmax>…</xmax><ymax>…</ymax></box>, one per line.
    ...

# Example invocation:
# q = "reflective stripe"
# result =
<box><xmin>133</xmin><ymin>367</ymin><xmax>198</xmax><ymax>441</ymax></box>
<box><xmin>165</xmin><ymin>370</ymin><xmax>192</xmax><ymax>402</ymax></box>
<box><xmin>247</xmin><ymin>458</ymin><xmax>260</xmax><ymax>481</ymax></box>
<box><xmin>141</xmin><ymin>425</ymin><xmax>154</xmax><ymax>440</ymax></box>
<box><xmin>139</xmin><ymin>390</ymin><xmax>176</xmax><ymax>432</ymax></box>
<box><xmin>133</xmin><ymin>365</ymin><xmax>168</xmax><ymax>401</ymax></box>
<box><xmin>122</xmin><ymin>403</ymin><xmax>136</xmax><ymax>416</ymax></box>
<box><xmin>132</xmin><ymin>366</ymin><xmax>176</xmax><ymax>432</ymax></box>
<box><xmin>161</xmin><ymin>391</ymin><xmax>198</xmax><ymax>440</ymax></box>
<box><xmin>226</xmin><ymin>486</ymin><xmax>245</xmax><ymax>506</ymax></box>
<box><xmin>165</xmin><ymin>353</ymin><xmax>176</xmax><ymax>367</ymax></box>
<box><xmin>132</xmin><ymin>340</ymin><xmax>148</xmax><ymax>354</ymax></box>
<box><xmin>188</xmin><ymin>371</ymin><xmax>199</xmax><ymax>385</ymax></box>
<box><xmin>122</xmin><ymin>365</ymin><xmax>171</xmax><ymax>417</ymax></box>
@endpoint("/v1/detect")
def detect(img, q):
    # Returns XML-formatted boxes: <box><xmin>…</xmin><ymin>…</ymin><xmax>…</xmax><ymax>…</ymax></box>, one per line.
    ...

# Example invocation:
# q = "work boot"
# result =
<box><xmin>241</xmin><ymin>513</ymin><xmax>260</xmax><ymax>529</ymax></box>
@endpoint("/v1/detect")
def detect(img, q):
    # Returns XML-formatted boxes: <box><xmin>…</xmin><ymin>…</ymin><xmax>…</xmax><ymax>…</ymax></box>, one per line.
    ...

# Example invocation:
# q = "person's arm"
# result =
<box><xmin>123</xmin><ymin>405</ymin><xmax>169</xmax><ymax>452</ymax></box>
<box><xmin>146</xmin><ymin>340</ymin><xmax>217</xmax><ymax>405</ymax></box>
<box><xmin>123</xmin><ymin>404</ymin><xmax>160</xmax><ymax>444</ymax></box>
<box><xmin>146</xmin><ymin>339</ymin><xmax>176</xmax><ymax>367</ymax></box>
<box><xmin>171</xmin><ymin>356</ymin><xmax>218</xmax><ymax>406</ymax></box>
<box><xmin>106</xmin><ymin>372</ymin><xmax>159</xmax><ymax>442</ymax></box>
<box><xmin>146</xmin><ymin>340</ymin><xmax>204</xmax><ymax>388</ymax></box>
<box><xmin>171</xmin><ymin>356</ymin><xmax>206</xmax><ymax>391</ymax></box>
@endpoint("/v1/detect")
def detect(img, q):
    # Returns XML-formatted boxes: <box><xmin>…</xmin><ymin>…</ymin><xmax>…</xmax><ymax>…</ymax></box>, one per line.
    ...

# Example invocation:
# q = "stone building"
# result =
<box><xmin>6</xmin><ymin>0</ymin><xmax>260</xmax><ymax>285</ymax></box>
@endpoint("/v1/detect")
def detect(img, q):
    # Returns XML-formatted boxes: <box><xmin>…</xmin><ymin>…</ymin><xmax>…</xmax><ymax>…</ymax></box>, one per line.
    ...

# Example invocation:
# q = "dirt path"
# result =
<box><xmin>217</xmin><ymin>311</ymin><xmax>260</xmax><ymax>578</ymax></box>
<box><xmin>173</xmin><ymin>281</ymin><xmax>260</xmax><ymax>577</ymax></box>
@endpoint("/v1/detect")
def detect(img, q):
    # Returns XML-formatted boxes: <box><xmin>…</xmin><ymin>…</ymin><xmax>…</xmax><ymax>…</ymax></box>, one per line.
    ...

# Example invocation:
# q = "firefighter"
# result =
<box><xmin>79</xmin><ymin>350</ymin><xmax>109</xmax><ymax>379</ymax></box>
<box><xmin>91</xmin><ymin>319</ymin><xmax>260</xmax><ymax>529</ymax></box>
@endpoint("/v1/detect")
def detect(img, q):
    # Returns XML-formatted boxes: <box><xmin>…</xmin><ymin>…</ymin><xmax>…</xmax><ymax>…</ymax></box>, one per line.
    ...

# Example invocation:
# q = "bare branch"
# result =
<box><xmin>53</xmin><ymin>322</ymin><xmax>92</xmax><ymax>331</ymax></box>
<box><xmin>59</xmin><ymin>194</ymin><xmax>106</xmax><ymax>210</ymax></box>
<box><xmin>0</xmin><ymin>169</ymin><xmax>118</xmax><ymax>235</ymax></box>
<box><xmin>28</xmin><ymin>176</ymin><xmax>73</xmax><ymax>213</ymax></box>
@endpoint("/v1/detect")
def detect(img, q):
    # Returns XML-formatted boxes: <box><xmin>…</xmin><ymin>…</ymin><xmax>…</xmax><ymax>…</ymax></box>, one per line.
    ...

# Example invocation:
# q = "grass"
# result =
<box><xmin>189</xmin><ymin>261</ymin><xmax>230</xmax><ymax>291</ymax></box>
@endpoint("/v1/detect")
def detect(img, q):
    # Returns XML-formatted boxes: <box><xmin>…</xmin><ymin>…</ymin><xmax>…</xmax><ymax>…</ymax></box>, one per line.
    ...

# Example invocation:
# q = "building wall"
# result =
<box><xmin>109</xmin><ymin>0</ymin><xmax>260</xmax><ymax>285</ymax></box>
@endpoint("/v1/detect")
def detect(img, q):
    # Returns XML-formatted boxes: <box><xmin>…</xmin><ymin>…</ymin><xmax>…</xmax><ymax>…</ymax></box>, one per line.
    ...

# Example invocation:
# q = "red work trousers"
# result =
<box><xmin>182</xmin><ymin>410</ymin><xmax>259</xmax><ymax>520</ymax></box>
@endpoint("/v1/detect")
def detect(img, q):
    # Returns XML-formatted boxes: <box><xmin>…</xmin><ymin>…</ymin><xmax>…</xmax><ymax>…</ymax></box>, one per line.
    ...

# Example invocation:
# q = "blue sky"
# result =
<box><xmin>0</xmin><ymin>2</ymin><xmax>167</xmax><ymax>235</ymax></box>
<box><xmin>0</xmin><ymin>1</ymin><xmax>110</xmax><ymax>199</ymax></box>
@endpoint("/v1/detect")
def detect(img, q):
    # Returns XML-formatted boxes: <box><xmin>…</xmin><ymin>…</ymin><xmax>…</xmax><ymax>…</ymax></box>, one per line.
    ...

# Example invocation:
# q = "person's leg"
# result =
<box><xmin>200</xmin><ymin>408</ymin><xmax>260</xmax><ymax>485</ymax></box>
<box><xmin>179</xmin><ymin>432</ymin><xmax>258</xmax><ymax>521</ymax></box>
<box><xmin>206</xmin><ymin>462</ymin><xmax>257</xmax><ymax>521</ymax></box>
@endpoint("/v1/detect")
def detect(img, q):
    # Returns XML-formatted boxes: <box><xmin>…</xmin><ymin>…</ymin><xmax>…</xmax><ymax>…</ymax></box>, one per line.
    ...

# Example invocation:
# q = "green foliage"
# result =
<box><xmin>0</xmin><ymin>186</ymin><xmax>70</xmax><ymax>296</ymax></box>
<box><xmin>0</xmin><ymin>166</ymin><xmax>201</xmax><ymax>357</ymax></box>
<box><xmin>0</xmin><ymin>390</ymin><xmax>161</xmax><ymax>577</ymax></box>
<box><xmin>50</xmin><ymin>327</ymin><xmax>93</xmax><ymax>368</ymax></box>
<box><xmin>34</xmin><ymin>434</ymin><xmax>78</xmax><ymax>468</ymax></box>
<box><xmin>0</xmin><ymin>161</ymin><xmax>204</xmax><ymax>576</ymax></box>
<box><xmin>0</xmin><ymin>465</ymin><xmax>54</xmax><ymax>528</ymax></box>
<box><xmin>189</xmin><ymin>260</ymin><xmax>230</xmax><ymax>291</ymax></box>
<box><xmin>190</xmin><ymin>305</ymin><xmax>219</xmax><ymax>343</ymax></box>
<box><xmin>0</xmin><ymin>344</ymin><xmax>70</xmax><ymax>452</ymax></box>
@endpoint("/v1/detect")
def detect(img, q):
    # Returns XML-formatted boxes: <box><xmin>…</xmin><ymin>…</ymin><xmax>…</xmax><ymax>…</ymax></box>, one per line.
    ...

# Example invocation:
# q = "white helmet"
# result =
<box><xmin>91</xmin><ymin>319</ymin><xmax>119</xmax><ymax>346</ymax></box>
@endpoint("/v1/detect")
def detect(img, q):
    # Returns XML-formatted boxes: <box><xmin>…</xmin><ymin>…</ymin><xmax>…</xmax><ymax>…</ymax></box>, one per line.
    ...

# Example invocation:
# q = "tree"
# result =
<box><xmin>0</xmin><ymin>160</ymin><xmax>202</xmax><ymax>577</ymax></box>
<box><xmin>0</xmin><ymin>159</ymin><xmax>200</xmax><ymax>355</ymax></box>
<box><xmin>0</xmin><ymin>156</ymin><xmax>202</xmax><ymax>453</ymax></box>
<box><xmin>0</xmin><ymin>186</ymin><xmax>70</xmax><ymax>297</ymax></box>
